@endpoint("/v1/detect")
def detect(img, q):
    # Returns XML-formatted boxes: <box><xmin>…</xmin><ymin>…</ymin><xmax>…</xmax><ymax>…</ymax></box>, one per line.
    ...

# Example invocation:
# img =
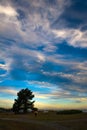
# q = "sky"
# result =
<box><xmin>0</xmin><ymin>0</ymin><xmax>87</xmax><ymax>110</ymax></box>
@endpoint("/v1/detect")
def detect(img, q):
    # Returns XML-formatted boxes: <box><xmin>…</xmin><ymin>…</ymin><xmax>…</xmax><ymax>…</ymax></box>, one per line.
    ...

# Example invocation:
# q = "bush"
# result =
<box><xmin>56</xmin><ymin>109</ymin><xmax>82</xmax><ymax>115</ymax></box>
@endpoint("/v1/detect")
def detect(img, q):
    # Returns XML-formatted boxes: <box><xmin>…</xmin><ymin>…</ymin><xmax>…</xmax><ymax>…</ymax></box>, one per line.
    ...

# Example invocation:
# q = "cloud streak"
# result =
<box><xmin>0</xmin><ymin>87</ymin><xmax>18</xmax><ymax>96</ymax></box>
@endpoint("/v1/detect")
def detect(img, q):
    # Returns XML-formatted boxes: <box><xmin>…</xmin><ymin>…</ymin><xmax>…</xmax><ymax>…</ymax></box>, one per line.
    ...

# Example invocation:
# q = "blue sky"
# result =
<box><xmin>0</xmin><ymin>0</ymin><xmax>87</xmax><ymax>110</ymax></box>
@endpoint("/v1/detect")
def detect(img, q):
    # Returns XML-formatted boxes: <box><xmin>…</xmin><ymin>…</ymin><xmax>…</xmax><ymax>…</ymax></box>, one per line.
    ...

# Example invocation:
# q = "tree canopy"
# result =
<box><xmin>13</xmin><ymin>88</ymin><xmax>35</xmax><ymax>114</ymax></box>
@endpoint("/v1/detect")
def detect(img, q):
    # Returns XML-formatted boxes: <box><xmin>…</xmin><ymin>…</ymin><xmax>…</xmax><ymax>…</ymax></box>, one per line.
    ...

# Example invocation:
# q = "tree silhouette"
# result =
<box><xmin>13</xmin><ymin>88</ymin><xmax>35</xmax><ymax>114</ymax></box>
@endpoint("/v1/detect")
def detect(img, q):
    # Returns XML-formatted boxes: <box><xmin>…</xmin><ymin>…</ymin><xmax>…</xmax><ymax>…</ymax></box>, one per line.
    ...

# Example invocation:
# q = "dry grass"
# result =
<box><xmin>0</xmin><ymin>119</ymin><xmax>55</xmax><ymax>130</ymax></box>
<box><xmin>0</xmin><ymin>111</ymin><xmax>87</xmax><ymax>120</ymax></box>
<box><xmin>0</xmin><ymin>112</ymin><xmax>87</xmax><ymax>130</ymax></box>
<box><xmin>58</xmin><ymin>119</ymin><xmax>87</xmax><ymax>130</ymax></box>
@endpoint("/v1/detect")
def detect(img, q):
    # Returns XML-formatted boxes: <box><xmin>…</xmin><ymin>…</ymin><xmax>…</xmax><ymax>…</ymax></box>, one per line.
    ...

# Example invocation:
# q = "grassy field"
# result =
<box><xmin>0</xmin><ymin>111</ymin><xmax>87</xmax><ymax>130</ymax></box>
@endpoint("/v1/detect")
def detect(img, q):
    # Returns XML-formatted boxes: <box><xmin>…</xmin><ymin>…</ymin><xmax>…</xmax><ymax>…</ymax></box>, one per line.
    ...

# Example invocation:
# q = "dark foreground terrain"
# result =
<box><xmin>0</xmin><ymin>111</ymin><xmax>87</xmax><ymax>130</ymax></box>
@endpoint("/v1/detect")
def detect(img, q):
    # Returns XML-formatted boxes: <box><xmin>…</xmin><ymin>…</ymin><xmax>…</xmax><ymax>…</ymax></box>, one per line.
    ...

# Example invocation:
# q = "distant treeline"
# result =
<box><xmin>56</xmin><ymin>109</ymin><xmax>82</xmax><ymax>114</ymax></box>
<box><xmin>0</xmin><ymin>107</ymin><xmax>12</xmax><ymax>112</ymax></box>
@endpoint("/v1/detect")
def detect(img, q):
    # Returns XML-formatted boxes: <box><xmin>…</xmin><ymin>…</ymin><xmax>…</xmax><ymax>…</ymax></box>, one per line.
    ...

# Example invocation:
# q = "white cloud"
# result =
<box><xmin>34</xmin><ymin>92</ymin><xmax>49</xmax><ymax>99</ymax></box>
<box><xmin>0</xmin><ymin>63</ymin><xmax>6</xmax><ymax>69</ymax></box>
<box><xmin>0</xmin><ymin>87</ymin><xmax>18</xmax><ymax>95</ymax></box>
<box><xmin>76</xmin><ymin>61</ymin><xmax>87</xmax><ymax>71</ymax></box>
<box><xmin>37</xmin><ymin>53</ymin><xmax>45</xmax><ymax>62</ymax></box>
<box><xmin>0</xmin><ymin>0</ymin><xmax>87</xmax><ymax>49</ymax></box>
<box><xmin>0</xmin><ymin>5</ymin><xmax>18</xmax><ymax>17</ymax></box>
<box><xmin>53</xmin><ymin>28</ymin><xmax>87</xmax><ymax>48</ymax></box>
<box><xmin>28</xmin><ymin>80</ymin><xmax>57</xmax><ymax>90</ymax></box>
<box><xmin>0</xmin><ymin>0</ymin><xmax>70</xmax><ymax>47</ymax></box>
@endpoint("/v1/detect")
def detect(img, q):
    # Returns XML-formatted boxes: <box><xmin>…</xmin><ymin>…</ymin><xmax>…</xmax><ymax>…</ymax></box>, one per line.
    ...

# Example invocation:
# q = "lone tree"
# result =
<box><xmin>13</xmin><ymin>88</ymin><xmax>35</xmax><ymax>114</ymax></box>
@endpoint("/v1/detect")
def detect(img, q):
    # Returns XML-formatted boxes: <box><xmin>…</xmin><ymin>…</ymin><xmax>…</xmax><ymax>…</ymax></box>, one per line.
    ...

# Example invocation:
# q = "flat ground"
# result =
<box><xmin>0</xmin><ymin>111</ymin><xmax>87</xmax><ymax>130</ymax></box>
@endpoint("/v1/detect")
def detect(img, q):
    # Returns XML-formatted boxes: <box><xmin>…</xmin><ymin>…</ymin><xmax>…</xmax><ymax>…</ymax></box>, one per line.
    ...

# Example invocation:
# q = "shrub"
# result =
<box><xmin>56</xmin><ymin>109</ymin><xmax>82</xmax><ymax>115</ymax></box>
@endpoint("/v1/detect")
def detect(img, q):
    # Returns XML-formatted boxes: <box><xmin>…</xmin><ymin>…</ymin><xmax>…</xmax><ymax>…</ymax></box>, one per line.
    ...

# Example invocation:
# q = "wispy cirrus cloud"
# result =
<box><xmin>0</xmin><ymin>87</ymin><xmax>18</xmax><ymax>96</ymax></box>
<box><xmin>0</xmin><ymin>0</ymin><xmax>87</xmax><ymax>49</ymax></box>
<box><xmin>53</xmin><ymin>28</ymin><xmax>87</xmax><ymax>48</ymax></box>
